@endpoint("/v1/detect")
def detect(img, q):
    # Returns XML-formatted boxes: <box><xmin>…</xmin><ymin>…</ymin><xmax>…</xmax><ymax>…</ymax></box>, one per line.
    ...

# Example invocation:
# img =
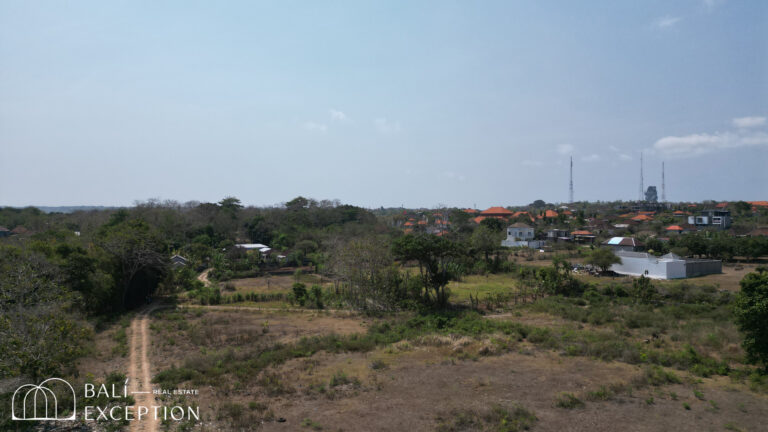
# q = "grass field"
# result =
<box><xmin>85</xmin><ymin>255</ymin><xmax>768</xmax><ymax>431</ymax></box>
<box><xmin>448</xmin><ymin>273</ymin><xmax>521</xmax><ymax>302</ymax></box>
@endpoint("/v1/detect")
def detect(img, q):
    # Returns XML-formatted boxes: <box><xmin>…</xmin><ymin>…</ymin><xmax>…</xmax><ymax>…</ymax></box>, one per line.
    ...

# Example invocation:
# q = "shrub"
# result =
<box><xmin>554</xmin><ymin>393</ymin><xmax>584</xmax><ymax>409</ymax></box>
<box><xmin>293</xmin><ymin>283</ymin><xmax>307</xmax><ymax>306</ymax></box>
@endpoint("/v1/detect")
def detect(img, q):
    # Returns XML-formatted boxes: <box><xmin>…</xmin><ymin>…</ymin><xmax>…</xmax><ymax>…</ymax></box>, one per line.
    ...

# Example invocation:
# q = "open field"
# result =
<box><xmin>224</xmin><ymin>273</ymin><xmax>332</xmax><ymax>295</ymax></box>
<box><xmin>123</xmin><ymin>282</ymin><xmax>768</xmax><ymax>432</ymax></box>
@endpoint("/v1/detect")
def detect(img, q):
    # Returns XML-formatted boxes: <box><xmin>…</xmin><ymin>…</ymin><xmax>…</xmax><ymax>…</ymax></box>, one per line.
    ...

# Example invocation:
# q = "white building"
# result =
<box><xmin>611</xmin><ymin>251</ymin><xmax>686</xmax><ymax>279</ymax></box>
<box><xmin>235</xmin><ymin>243</ymin><xmax>272</xmax><ymax>254</ymax></box>
<box><xmin>501</xmin><ymin>223</ymin><xmax>545</xmax><ymax>248</ymax></box>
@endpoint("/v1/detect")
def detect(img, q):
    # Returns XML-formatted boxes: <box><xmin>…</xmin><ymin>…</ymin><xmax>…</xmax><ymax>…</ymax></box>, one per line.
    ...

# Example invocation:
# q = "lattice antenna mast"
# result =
<box><xmin>639</xmin><ymin>151</ymin><xmax>644</xmax><ymax>201</ymax></box>
<box><xmin>569</xmin><ymin>156</ymin><xmax>574</xmax><ymax>204</ymax></box>
<box><xmin>662</xmin><ymin>161</ymin><xmax>666</xmax><ymax>202</ymax></box>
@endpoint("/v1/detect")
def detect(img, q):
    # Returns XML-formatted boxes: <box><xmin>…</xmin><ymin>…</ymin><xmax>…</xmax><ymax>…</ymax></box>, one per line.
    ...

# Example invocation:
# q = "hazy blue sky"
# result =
<box><xmin>1</xmin><ymin>1</ymin><xmax>766</xmax><ymax>208</ymax></box>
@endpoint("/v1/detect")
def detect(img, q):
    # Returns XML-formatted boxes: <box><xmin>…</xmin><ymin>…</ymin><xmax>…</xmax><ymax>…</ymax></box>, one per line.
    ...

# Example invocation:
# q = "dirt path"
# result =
<box><xmin>197</xmin><ymin>269</ymin><xmax>211</xmax><ymax>286</ymax></box>
<box><xmin>128</xmin><ymin>305</ymin><xmax>158</xmax><ymax>432</ymax></box>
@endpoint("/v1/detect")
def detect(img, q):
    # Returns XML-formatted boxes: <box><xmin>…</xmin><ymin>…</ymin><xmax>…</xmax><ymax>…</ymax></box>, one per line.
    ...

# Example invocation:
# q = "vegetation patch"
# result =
<box><xmin>435</xmin><ymin>404</ymin><xmax>537</xmax><ymax>432</ymax></box>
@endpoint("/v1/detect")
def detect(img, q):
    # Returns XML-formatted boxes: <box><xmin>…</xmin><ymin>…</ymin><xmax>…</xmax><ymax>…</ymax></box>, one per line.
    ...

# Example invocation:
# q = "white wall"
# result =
<box><xmin>611</xmin><ymin>253</ymin><xmax>686</xmax><ymax>280</ymax></box>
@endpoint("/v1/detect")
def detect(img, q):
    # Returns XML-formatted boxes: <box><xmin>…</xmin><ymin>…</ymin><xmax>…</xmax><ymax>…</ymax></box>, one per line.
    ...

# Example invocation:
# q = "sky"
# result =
<box><xmin>1</xmin><ymin>0</ymin><xmax>766</xmax><ymax>209</ymax></box>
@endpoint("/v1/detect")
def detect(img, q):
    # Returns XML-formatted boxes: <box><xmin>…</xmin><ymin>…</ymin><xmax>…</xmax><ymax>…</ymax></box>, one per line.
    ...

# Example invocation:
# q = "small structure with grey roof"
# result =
<box><xmin>171</xmin><ymin>254</ymin><xmax>189</xmax><ymax>268</ymax></box>
<box><xmin>603</xmin><ymin>237</ymin><xmax>644</xmax><ymax>252</ymax></box>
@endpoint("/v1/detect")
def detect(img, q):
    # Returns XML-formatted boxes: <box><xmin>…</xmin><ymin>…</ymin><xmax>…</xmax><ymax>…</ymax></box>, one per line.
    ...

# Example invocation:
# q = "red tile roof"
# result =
<box><xmin>463</xmin><ymin>208</ymin><xmax>479</xmax><ymax>213</ymax></box>
<box><xmin>480</xmin><ymin>206</ymin><xmax>514</xmax><ymax>216</ymax></box>
<box><xmin>631</xmin><ymin>214</ymin><xmax>654</xmax><ymax>222</ymax></box>
<box><xmin>666</xmin><ymin>225</ymin><xmax>684</xmax><ymax>231</ymax></box>
<box><xmin>571</xmin><ymin>230</ymin><xmax>593</xmax><ymax>235</ymax></box>
<box><xmin>544</xmin><ymin>210</ymin><xmax>558</xmax><ymax>218</ymax></box>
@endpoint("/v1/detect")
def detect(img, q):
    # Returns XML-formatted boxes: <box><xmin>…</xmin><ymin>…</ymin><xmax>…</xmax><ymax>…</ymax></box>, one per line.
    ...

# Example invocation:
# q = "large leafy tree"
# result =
<box><xmin>0</xmin><ymin>245</ymin><xmax>90</xmax><ymax>379</ymax></box>
<box><xmin>392</xmin><ymin>233</ymin><xmax>461</xmax><ymax>307</ymax></box>
<box><xmin>734</xmin><ymin>267</ymin><xmax>768</xmax><ymax>368</ymax></box>
<box><xmin>585</xmin><ymin>247</ymin><xmax>621</xmax><ymax>273</ymax></box>
<box><xmin>96</xmin><ymin>217</ymin><xmax>168</xmax><ymax>310</ymax></box>
<box><xmin>471</xmin><ymin>225</ymin><xmax>504</xmax><ymax>264</ymax></box>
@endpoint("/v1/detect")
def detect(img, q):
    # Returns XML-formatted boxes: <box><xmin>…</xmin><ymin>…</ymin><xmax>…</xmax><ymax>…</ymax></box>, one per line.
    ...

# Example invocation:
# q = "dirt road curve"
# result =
<box><xmin>128</xmin><ymin>306</ymin><xmax>158</xmax><ymax>432</ymax></box>
<box><xmin>197</xmin><ymin>269</ymin><xmax>211</xmax><ymax>286</ymax></box>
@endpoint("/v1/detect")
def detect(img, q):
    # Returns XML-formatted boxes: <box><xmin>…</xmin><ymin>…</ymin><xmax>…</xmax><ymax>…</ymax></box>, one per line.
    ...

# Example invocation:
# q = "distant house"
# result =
<box><xmin>0</xmin><ymin>226</ymin><xmax>10</xmax><ymax>238</ymax></box>
<box><xmin>631</xmin><ymin>214</ymin><xmax>654</xmax><ymax>222</ymax></box>
<box><xmin>603</xmin><ymin>237</ymin><xmax>643</xmax><ymax>252</ymax></box>
<box><xmin>11</xmin><ymin>226</ymin><xmax>29</xmax><ymax>235</ymax></box>
<box><xmin>473</xmin><ymin>206</ymin><xmax>515</xmax><ymax>224</ymax></box>
<box><xmin>171</xmin><ymin>255</ymin><xmax>189</xmax><ymax>268</ymax></box>
<box><xmin>688</xmin><ymin>210</ymin><xmax>732</xmax><ymax>230</ymax></box>
<box><xmin>547</xmin><ymin>229</ymin><xmax>570</xmax><ymax>242</ymax></box>
<box><xmin>746</xmin><ymin>227</ymin><xmax>768</xmax><ymax>237</ymax></box>
<box><xmin>571</xmin><ymin>230</ymin><xmax>595</xmax><ymax>243</ymax></box>
<box><xmin>665</xmin><ymin>224</ymin><xmax>695</xmax><ymax>234</ymax></box>
<box><xmin>235</xmin><ymin>243</ymin><xmax>272</xmax><ymax>255</ymax></box>
<box><xmin>502</xmin><ymin>223</ymin><xmax>545</xmax><ymax>248</ymax></box>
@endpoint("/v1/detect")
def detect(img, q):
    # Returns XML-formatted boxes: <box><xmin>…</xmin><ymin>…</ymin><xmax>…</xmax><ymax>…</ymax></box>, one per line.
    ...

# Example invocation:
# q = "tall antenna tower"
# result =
<box><xmin>639</xmin><ymin>151</ymin><xmax>644</xmax><ymax>201</ymax></box>
<box><xmin>661</xmin><ymin>161</ymin><xmax>666</xmax><ymax>202</ymax></box>
<box><xmin>569</xmin><ymin>156</ymin><xmax>574</xmax><ymax>204</ymax></box>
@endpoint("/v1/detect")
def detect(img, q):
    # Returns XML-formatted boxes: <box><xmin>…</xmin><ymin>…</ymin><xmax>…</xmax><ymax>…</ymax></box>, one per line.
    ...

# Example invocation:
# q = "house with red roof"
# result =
<box><xmin>480</xmin><ymin>207</ymin><xmax>514</xmax><ymax>217</ymax></box>
<box><xmin>631</xmin><ymin>214</ymin><xmax>654</xmax><ymax>222</ymax></box>
<box><xmin>472</xmin><ymin>206</ymin><xmax>514</xmax><ymax>224</ymax></box>
<box><xmin>665</xmin><ymin>225</ymin><xmax>685</xmax><ymax>234</ymax></box>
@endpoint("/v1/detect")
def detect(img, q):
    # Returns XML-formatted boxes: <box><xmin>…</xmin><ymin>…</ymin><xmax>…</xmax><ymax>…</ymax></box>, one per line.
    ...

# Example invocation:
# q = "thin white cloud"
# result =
<box><xmin>330</xmin><ymin>109</ymin><xmax>348</xmax><ymax>122</ymax></box>
<box><xmin>375</xmin><ymin>117</ymin><xmax>401</xmax><ymax>134</ymax></box>
<box><xmin>443</xmin><ymin>171</ymin><xmax>466</xmax><ymax>182</ymax></box>
<box><xmin>581</xmin><ymin>154</ymin><xmax>601</xmax><ymax>162</ymax></box>
<box><xmin>302</xmin><ymin>121</ymin><xmax>327</xmax><ymax>133</ymax></box>
<box><xmin>608</xmin><ymin>145</ymin><xmax>620</xmax><ymax>152</ymax></box>
<box><xmin>556</xmin><ymin>144</ymin><xmax>574</xmax><ymax>155</ymax></box>
<box><xmin>619</xmin><ymin>154</ymin><xmax>632</xmax><ymax>161</ymax></box>
<box><xmin>522</xmin><ymin>160</ymin><xmax>543</xmax><ymax>167</ymax></box>
<box><xmin>701</xmin><ymin>0</ymin><xmax>724</xmax><ymax>12</ymax></box>
<box><xmin>654</xmin><ymin>131</ymin><xmax>768</xmax><ymax>157</ymax></box>
<box><xmin>733</xmin><ymin>116</ymin><xmax>766</xmax><ymax>128</ymax></box>
<box><xmin>652</xmin><ymin>15</ymin><xmax>682</xmax><ymax>29</ymax></box>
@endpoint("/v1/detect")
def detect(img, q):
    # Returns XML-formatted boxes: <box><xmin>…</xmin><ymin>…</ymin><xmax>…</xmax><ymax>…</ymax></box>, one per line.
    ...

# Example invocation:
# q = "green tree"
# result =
<box><xmin>471</xmin><ymin>225</ymin><xmax>503</xmax><ymax>264</ymax></box>
<box><xmin>96</xmin><ymin>218</ymin><xmax>168</xmax><ymax>310</ymax></box>
<box><xmin>631</xmin><ymin>275</ymin><xmax>657</xmax><ymax>304</ymax></box>
<box><xmin>734</xmin><ymin>268</ymin><xmax>768</xmax><ymax>368</ymax></box>
<box><xmin>246</xmin><ymin>214</ymin><xmax>273</xmax><ymax>244</ymax></box>
<box><xmin>292</xmin><ymin>282</ymin><xmax>307</xmax><ymax>306</ymax></box>
<box><xmin>392</xmin><ymin>233</ymin><xmax>461</xmax><ymax>307</ymax></box>
<box><xmin>0</xmin><ymin>245</ymin><xmax>91</xmax><ymax>379</ymax></box>
<box><xmin>585</xmin><ymin>248</ymin><xmax>621</xmax><ymax>273</ymax></box>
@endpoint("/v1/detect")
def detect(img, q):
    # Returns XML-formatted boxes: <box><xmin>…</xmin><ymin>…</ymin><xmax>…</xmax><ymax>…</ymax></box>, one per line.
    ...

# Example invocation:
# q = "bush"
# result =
<box><xmin>293</xmin><ymin>282</ymin><xmax>307</xmax><ymax>306</ymax></box>
<box><xmin>435</xmin><ymin>404</ymin><xmax>536</xmax><ymax>432</ymax></box>
<box><xmin>554</xmin><ymin>393</ymin><xmax>584</xmax><ymax>409</ymax></box>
